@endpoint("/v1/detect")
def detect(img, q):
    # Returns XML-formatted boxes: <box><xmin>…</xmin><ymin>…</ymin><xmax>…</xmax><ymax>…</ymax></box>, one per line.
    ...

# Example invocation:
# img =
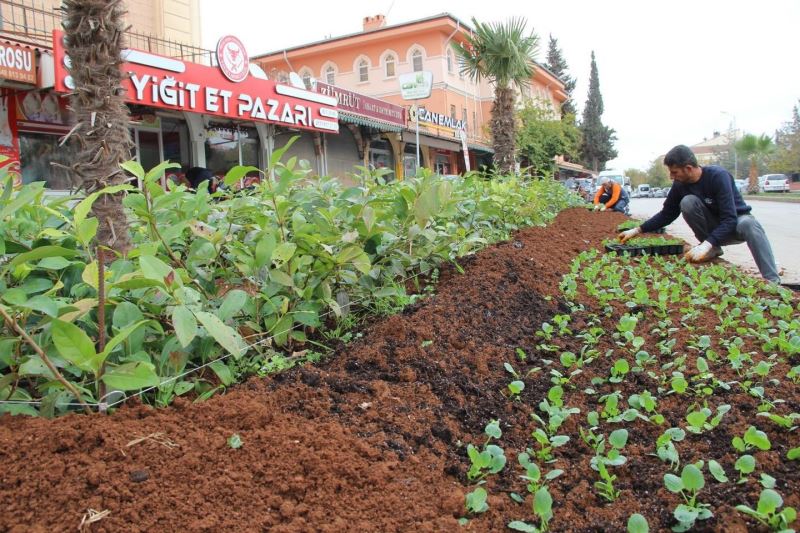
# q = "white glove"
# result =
<box><xmin>617</xmin><ymin>226</ymin><xmax>641</xmax><ymax>243</ymax></box>
<box><xmin>593</xmin><ymin>204</ymin><xmax>601</xmax><ymax>211</ymax></box>
<box><xmin>600</xmin><ymin>205</ymin><xmax>608</xmax><ymax>212</ymax></box>
<box><xmin>684</xmin><ymin>241</ymin><xmax>714</xmax><ymax>263</ymax></box>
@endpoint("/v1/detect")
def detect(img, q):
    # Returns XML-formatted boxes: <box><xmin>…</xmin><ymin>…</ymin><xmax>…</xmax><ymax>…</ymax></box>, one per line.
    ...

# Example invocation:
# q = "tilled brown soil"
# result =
<box><xmin>1</xmin><ymin>208</ymin><xmax>797</xmax><ymax>532</ymax></box>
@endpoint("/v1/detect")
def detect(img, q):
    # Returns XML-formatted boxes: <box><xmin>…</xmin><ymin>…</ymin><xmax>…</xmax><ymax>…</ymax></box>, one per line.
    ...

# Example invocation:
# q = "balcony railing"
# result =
<box><xmin>0</xmin><ymin>0</ymin><xmax>216</xmax><ymax>65</ymax></box>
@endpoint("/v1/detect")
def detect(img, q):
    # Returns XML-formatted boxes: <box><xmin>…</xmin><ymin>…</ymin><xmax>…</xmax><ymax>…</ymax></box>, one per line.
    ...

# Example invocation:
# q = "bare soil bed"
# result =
<box><xmin>1</xmin><ymin>208</ymin><xmax>797</xmax><ymax>532</ymax></box>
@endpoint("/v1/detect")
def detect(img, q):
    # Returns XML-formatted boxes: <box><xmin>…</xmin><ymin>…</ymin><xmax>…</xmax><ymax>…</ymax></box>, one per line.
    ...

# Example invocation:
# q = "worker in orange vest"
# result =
<box><xmin>593</xmin><ymin>176</ymin><xmax>630</xmax><ymax>214</ymax></box>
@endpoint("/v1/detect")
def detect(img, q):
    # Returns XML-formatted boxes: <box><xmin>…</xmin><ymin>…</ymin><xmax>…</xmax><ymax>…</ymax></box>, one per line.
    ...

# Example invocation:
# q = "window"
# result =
<box><xmin>301</xmin><ymin>70</ymin><xmax>312</xmax><ymax>88</ymax></box>
<box><xmin>385</xmin><ymin>54</ymin><xmax>396</xmax><ymax>77</ymax></box>
<box><xmin>462</xmin><ymin>107</ymin><xmax>467</xmax><ymax>126</ymax></box>
<box><xmin>358</xmin><ymin>59</ymin><xmax>369</xmax><ymax>82</ymax></box>
<box><xmin>472</xmin><ymin>111</ymin><xmax>476</xmax><ymax>132</ymax></box>
<box><xmin>450</xmin><ymin>105</ymin><xmax>456</xmax><ymax>120</ymax></box>
<box><xmin>325</xmin><ymin>66</ymin><xmax>335</xmax><ymax>85</ymax></box>
<box><xmin>19</xmin><ymin>132</ymin><xmax>78</xmax><ymax>190</ymax></box>
<box><xmin>447</xmin><ymin>49</ymin><xmax>454</xmax><ymax>73</ymax></box>
<box><xmin>412</xmin><ymin>49</ymin><xmax>423</xmax><ymax>72</ymax></box>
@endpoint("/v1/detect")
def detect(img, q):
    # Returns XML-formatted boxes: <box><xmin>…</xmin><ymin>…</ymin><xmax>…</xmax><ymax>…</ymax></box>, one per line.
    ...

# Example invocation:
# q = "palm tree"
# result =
<box><xmin>62</xmin><ymin>0</ymin><xmax>134</xmax><ymax>256</ymax></box>
<box><xmin>735</xmin><ymin>134</ymin><xmax>775</xmax><ymax>194</ymax></box>
<box><xmin>453</xmin><ymin>18</ymin><xmax>539</xmax><ymax>174</ymax></box>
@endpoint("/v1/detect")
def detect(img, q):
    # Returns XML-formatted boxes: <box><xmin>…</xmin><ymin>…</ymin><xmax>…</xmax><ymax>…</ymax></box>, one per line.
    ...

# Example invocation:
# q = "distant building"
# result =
<box><xmin>691</xmin><ymin>130</ymin><xmax>739</xmax><ymax>166</ymax></box>
<box><xmin>253</xmin><ymin>13</ymin><xmax>568</xmax><ymax>179</ymax></box>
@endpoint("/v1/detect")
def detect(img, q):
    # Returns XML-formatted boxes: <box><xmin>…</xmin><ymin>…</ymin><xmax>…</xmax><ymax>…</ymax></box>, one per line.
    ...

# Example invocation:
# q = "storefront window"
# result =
<box><xmin>369</xmin><ymin>139</ymin><xmax>395</xmax><ymax>181</ymax></box>
<box><xmin>19</xmin><ymin>132</ymin><xmax>78</xmax><ymax>190</ymax></box>
<box><xmin>161</xmin><ymin>118</ymin><xmax>189</xmax><ymax>167</ymax></box>
<box><xmin>403</xmin><ymin>143</ymin><xmax>418</xmax><ymax>178</ymax></box>
<box><xmin>435</xmin><ymin>152</ymin><xmax>450</xmax><ymax>175</ymax></box>
<box><xmin>204</xmin><ymin>125</ymin><xmax>259</xmax><ymax>181</ymax></box>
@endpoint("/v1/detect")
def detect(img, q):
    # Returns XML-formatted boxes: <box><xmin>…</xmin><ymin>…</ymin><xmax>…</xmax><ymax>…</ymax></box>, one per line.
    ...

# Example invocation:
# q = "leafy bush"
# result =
<box><xmin>0</xmin><ymin>153</ymin><xmax>582</xmax><ymax>416</ymax></box>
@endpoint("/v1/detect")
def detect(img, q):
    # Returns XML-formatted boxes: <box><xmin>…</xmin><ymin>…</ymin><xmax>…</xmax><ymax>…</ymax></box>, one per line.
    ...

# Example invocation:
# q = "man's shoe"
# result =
<box><xmin>710</xmin><ymin>246</ymin><xmax>724</xmax><ymax>258</ymax></box>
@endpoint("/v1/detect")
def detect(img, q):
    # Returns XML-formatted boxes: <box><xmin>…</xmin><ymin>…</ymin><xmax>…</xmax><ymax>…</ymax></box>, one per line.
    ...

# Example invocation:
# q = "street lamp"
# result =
<box><xmin>721</xmin><ymin>111</ymin><xmax>738</xmax><ymax>179</ymax></box>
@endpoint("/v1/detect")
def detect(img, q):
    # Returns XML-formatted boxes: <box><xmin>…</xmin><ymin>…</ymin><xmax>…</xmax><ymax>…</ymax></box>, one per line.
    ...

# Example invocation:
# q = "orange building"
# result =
<box><xmin>254</xmin><ymin>13</ymin><xmax>567</xmax><ymax>179</ymax></box>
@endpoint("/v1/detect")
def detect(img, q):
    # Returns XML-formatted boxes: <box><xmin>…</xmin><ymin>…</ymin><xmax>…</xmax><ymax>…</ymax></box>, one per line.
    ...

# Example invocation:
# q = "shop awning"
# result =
<box><xmin>467</xmin><ymin>142</ymin><xmax>494</xmax><ymax>154</ymax></box>
<box><xmin>339</xmin><ymin>111</ymin><xmax>403</xmax><ymax>132</ymax></box>
<box><xmin>402</xmin><ymin>131</ymin><xmax>461</xmax><ymax>152</ymax></box>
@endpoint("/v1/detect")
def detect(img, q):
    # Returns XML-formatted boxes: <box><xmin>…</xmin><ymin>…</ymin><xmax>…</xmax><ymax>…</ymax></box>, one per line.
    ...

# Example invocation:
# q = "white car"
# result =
<box><xmin>759</xmin><ymin>174</ymin><xmax>791</xmax><ymax>193</ymax></box>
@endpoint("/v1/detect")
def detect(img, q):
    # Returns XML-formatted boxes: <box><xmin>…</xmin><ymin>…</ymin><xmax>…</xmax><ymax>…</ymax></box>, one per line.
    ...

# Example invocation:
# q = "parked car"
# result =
<box><xmin>650</xmin><ymin>187</ymin><xmax>661</xmax><ymax>198</ymax></box>
<box><xmin>660</xmin><ymin>187</ymin><xmax>670</xmax><ymax>197</ymax></box>
<box><xmin>636</xmin><ymin>184</ymin><xmax>652</xmax><ymax>198</ymax></box>
<box><xmin>734</xmin><ymin>179</ymin><xmax>748</xmax><ymax>195</ymax></box>
<box><xmin>759</xmin><ymin>174</ymin><xmax>791</xmax><ymax>193</ymax></box>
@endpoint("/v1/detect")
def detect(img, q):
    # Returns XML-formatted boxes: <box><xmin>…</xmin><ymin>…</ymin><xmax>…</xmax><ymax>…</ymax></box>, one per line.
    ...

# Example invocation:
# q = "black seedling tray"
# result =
<box><xmin>605</xmin><ymin>243</ymin><xmax>684</xmax><ymax>256</ymax></box>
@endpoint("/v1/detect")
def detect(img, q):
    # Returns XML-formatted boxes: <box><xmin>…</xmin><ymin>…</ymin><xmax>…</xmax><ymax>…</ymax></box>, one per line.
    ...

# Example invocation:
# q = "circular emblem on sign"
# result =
<box><xmin>216</xmin><ymin>35</ymin><xmax>249</xmax><ymax>83</ymax></box>
<box><xmin>408</xmin><ymin>105</ymin><xmax>418</xmax><ymax>123</ymax></box>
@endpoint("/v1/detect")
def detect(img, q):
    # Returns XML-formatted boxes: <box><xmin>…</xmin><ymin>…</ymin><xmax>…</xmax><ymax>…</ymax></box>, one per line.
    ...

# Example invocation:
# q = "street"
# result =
<box><xmin>628</xmin><ymin>197</ymin><xmax>800</xmax><ymax>283</ymax></box>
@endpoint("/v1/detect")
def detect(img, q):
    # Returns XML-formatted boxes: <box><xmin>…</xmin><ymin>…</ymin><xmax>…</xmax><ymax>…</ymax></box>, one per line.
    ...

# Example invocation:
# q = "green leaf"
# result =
<box><xmin>686</xmin><ymin>410</ymin><xmax>708</xmax><ymax>428</ymax></box>
<box><xmin>351</xmin><ymin>252</ymin><xmax>371</xmax><ymax>274</ymax></box>
<box><xmin>120</xmin><ymin>160</ymin><xmax>145</xmax><ymax>181</ymax></box>
<box><xmin>485</xmin><ymin>420</ymin><xmax>502</xmax><ymax>439</ymax></box>
<box><xmin>1</xmin><ymin>288</ymin><xmax>27</xmax><ymax>306</ymax></box>
<box><xmin>533</xmin><ymin>487</ymin><xmax>553</xmax><ymax>518</ymax></box>
<box><xmin>7</xmin><ymin>246</ymin><xmax>78</xmax><ymax>269</ymax></box>
<box><xmin>51</xmin><ymin>319</ymin><xmax>98</xmax><ymax>374</ymax></box>
<box><xmin>99</xmin><ymin>320</ymin><xmax>151</xmax><ymax>361</ymax></box>
<box><xmin>269</xmin><ymin>269</ymin><xmax>294</xmax><ymax>287</ymax></box>
<box><xmin>757</xmin><ymin>488</ymin><xmax>782</xmax><ymax>515</ymax></box>
<box><xmin>139</xmin><ymin>255</ymin><xmax>173</xmax><ymax>284</ymax></box>
<box><xmin>172</xmin><ymin>305</ymin><xmax>197</xmax><ymax>348</ymax></box>
<box><xmin>681</xmin><ymin>464</ymin><xmax>705</xmax><ymax>491</ymax></box>
<box><xmin>744</xmin><ymin>426</ymin><xmax>771</xmax><ymax>451</ymax></box>
<box><xmin>82</xmin><ymin>260</ymin><xmax>99</xmax><ymax>290</ymax></box>
<box><xmin>223</xmin><ymin>165</ymin><xmax>261</xmax><ymax>187</ymax></box>
<box><xmin>272</xmin><ymin>242</ymin><xmax>297</xmax><ymax>264</ymax></box>
<box><xmin>507</xmin><ymin>521</ymin><xmax>538</xmax><ymax>532</ymax></box>
<box><xmin>196</xmin><ymin>311</ymin><xmax>245</xmax><ymax>359</ymax></box>
<box><xmin>788</xmin><ymin>447</ymin><xmax>800</xmax><ymax>460</ymax></box>
<box><xmin>74</xmin><ymin>184</ymin><xmax>134</xmax><ymax>226</ymax></box>
<box><xmin>255</xmin><ymin>233</ymin><xmax>276</xmax><ymax>269</ymax></box>
<box><xmin>664</xmin><ymin>473</ymin><xmax>683</xmax><ymax>493</ymax></box>
<box><xmin>209</xmin><ymin>360</ymin><xmax>234</xmax><ymax>386</ymax></box>
<box><xmin>218</xmin><ymin>289</ymin><xmax>248</xmax><ymax>322</ymax></box>
<box><xmin>674</xmin><ymin>504</ymin><xmax>699</xmax><ymax>524</ymax></box>
<box><xmin>101</xmin><ymin>361</ymin><xmax>159</xmax><ymax>391</ymax></box>
<box><xmin>508</xmin><ymin>380</ymin><xmax>525</xmax><ymax>394</ymax></box>
<box><xmin>20</xmin><ymin>295</ymin><xmax>59</xmax><ymax>318</ymax></box>
<box><xmin>627</xmin><ymin>513</ymin><xmax>649</xmax><ymax>533</ymax></box>
<box><xmin>76</xmin><ymin>217</ymin><xmax>99</xmax><ymax>244</ymax></box>
<box><xmin>37</xmin><ymin>256</ymin><xmax>72</xmax><ymax>270</ymax></box>
<box><xmin>144</xmin><ymin>160</ymin><xmax>181</xmax><ymax>184</ymax></box>
<box><xmin>609</xmin><ymin>429</ymin><xmax>628</xmax><ymax>449</ymax></box>
<box><xmin>465</xmin><ymin>487</ymin><xmax>488</xmax><ymax>514</ymax></box>
<box><xmin>735</xmin><ymin>455</ymin><xmax>756</xmax><ymax>474</ymax></box>
<box><xmin>708</xmin><ymin>460</ymin><xmax>729</xmax><ymax>483</ymax></box>
<box><xmin>227</xmin><ymin>433</ymin><xmax>243</xmax><ymax>449</ymax></box>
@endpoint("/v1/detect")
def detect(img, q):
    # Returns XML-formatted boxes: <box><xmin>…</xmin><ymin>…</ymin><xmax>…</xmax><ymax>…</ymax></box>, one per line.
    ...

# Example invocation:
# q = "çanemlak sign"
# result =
<box><xmin>52</xmin><ymin>31</ymin><xmax>339</xmax><ymax>133</ymax></box>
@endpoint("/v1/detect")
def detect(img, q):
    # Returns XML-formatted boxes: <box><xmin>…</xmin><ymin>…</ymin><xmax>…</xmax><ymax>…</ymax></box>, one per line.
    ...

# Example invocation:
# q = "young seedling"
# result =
<box><xmin>627</xmin><ymin>513</ymin><xmax>650</xmax><ymax>533</ymax></box>
<box><xmin>734</xmin><ymin>454</ymin><xmax>756</xmax><ymax>483</ymax></box>
<box><xmin>518</xmin><ymin>452</ymin><xmax>563</xmax><ymax>495</ymax></box>
<box><xmin>594</xmin><ymin>461</ymin><xmax>620</xmax><ymax>502</ymax></box>
<box><xmin>628</xmin><ymin>390</ymin><xmax>665</xmax><ymax>425</ymax></box>
<box><xmin>663</xmin><ymin>464</ymin><xmax>713</xmax><ymax>531</ymax></box>
<box><xmin>736</xmin><ymin>488</ymin><xmax>797</xmax><ymax>531</ymax></box>
<box><xmin>707</xmin><ymin>460</ymin><xmax>729</xmax><ymax>483</ymax></box>
<box><xmin>507</xmin><ymin>486</ymin><xmax>553</xmax><ymax>533</ymax></box>
<box><xmin>609</xmin><ymin>359</ymin><xmax>630</xmax><ymax>383</ymax></box>
<box><xmin>465</xmin><ymin>486</ymin><xmax>489</xmax><ymax>514</ymax></box>
<box><xmin>685</xmin><ymin>404</ymin><xmax>731</xmax><ymax>434</ymax></box>
<box><xmin>732</xmin><ymin>425</ymin><xmax>772</xmax><ymax>453</ymax></box>
<box><xmin>590</xmin><ymin>428</ymin><xmax>628</xmax><ymax>469</ymax></box>
<box><xmin>655</xmin><ymin>428</ymin><xmax>686</xmax><ymax>470</ymax></box>
<box><xmin>467</xmin><ymin>420</ymin><xmax>507</xmax><ymax>481</ymax></box>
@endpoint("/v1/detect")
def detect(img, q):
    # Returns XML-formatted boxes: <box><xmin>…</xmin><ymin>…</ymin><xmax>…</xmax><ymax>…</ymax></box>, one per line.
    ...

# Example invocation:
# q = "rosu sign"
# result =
<box><xmin>52</xmin><ymin>31</ymin><xmax>338</xmax><ymax>134</ymax></box>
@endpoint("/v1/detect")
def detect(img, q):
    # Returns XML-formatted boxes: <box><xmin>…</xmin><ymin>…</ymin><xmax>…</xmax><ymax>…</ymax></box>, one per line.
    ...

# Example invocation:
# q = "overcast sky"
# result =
<box><xmin>199</xmin><ymin>0</ymin><xmax>800</xmax><ymax>171</ymax></box>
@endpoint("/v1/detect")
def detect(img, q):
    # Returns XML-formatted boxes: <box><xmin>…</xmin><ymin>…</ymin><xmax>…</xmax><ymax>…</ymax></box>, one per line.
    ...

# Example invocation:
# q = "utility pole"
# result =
<box><xmin>721</xmin><ymin>111</ymin><xmax>738</xmax><ymax>178</ymax></box>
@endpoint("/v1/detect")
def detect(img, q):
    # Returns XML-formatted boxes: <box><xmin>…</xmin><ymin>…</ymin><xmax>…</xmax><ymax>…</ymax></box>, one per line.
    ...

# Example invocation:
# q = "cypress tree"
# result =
<box><xmin>579</xmin><ymin>51</ymin><xmax>617</xmax><ymax>172</ymax></box>
<box><xmin>545</xmin><ymin>35</ymin><xmax>576</xmax><ymax>120</ymax></box>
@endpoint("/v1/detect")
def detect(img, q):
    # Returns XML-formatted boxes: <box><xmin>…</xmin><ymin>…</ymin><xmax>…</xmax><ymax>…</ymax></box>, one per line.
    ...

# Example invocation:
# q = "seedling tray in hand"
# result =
<box><xmin>616</xmin><ymin>221</ymin><xmax>665</xmax><ymax>234</ymax></box>
<box><xmin>604</xmin><ymin>237</ymin><xmax>684</xmax><ymax>256</ymax></box>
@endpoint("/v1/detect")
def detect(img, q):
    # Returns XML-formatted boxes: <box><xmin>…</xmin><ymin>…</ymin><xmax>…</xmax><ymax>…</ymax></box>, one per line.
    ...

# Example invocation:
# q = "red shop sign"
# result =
<box><xmin>52</xmin><ymin>30</ymin><xmax>338</xmax><ymax>133</ymax></box>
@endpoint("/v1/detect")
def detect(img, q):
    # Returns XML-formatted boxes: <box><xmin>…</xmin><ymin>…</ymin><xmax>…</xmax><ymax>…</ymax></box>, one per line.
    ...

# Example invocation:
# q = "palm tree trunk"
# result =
<box><xmin>62</xmin><ymin>0</ymin><xmax>134</xmax><ymax>256</ymax></box>
<box><xmin>490</xmin><ymin>86</ymin><xmax>517</xmax><ymax>174</ymax></box>
<box><xmin>748</xmin><ymin>160</ymin><xmax>759</xmax><ymax>194</ymax></box>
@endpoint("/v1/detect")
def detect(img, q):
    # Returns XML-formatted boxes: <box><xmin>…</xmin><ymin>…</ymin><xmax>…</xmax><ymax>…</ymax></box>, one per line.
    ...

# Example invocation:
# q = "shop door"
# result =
<box><xmin>131</xmin><ymin>127</ymin><xmax>164</xmax><ymax>185</ymax></box>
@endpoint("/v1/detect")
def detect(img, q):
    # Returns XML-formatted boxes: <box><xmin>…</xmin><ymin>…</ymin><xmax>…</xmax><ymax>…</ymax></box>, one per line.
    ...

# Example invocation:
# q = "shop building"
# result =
<box><xmin>253</xmin><ymin>13</ymin><xmax>568</xmax><ymax>178</ymax></box>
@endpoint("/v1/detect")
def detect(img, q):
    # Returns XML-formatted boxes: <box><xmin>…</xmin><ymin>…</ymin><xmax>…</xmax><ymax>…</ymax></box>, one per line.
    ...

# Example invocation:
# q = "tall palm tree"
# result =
<box><xmin>62</xmin><ymin>0</ymin><xmax>134</xmax><ymax>256</ymax></box>
<box><xmin>453</xmin><ymin>18</ymin><xmax>539</xmax><ymax>174</ymax></box>
<box><xmin>735</xmin><ymin>134</ymin><xmax>775</xmax><ymax>194</ymax></box>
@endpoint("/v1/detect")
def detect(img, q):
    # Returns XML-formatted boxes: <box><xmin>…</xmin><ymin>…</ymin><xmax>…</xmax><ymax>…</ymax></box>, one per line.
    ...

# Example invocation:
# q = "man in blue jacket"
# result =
<box><xmin>618</xmin><ymin>145</ymin><xmax>780</xmax><ymax>283</ymax></box>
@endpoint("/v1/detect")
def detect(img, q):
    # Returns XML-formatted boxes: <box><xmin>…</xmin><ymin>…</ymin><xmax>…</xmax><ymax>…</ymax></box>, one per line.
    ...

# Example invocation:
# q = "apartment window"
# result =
<box><xmin>472</xmin><ymin>111</ymin><xmax>476</xmax><ymax>132</ymax></box>
<box><xmin>462</xmin><ymin>107</ymin><xmax>467</xmax><ymax>126</ymax></box>
<box><xmin>450</xmin><ymin>105</ymin><xmax>456</xmax><ymax>120</ymax></box>
<box><xmin>301</xmin><ymin>71</ymin><xmax>312</xmax><ymax>89</ymax></box>
<box><xmin>325</xmin><ymin>66</ymin><xmax>335</xmax><ymax>85</ymax></box>
<box><xmin>358</xmin><ymin>59</ymin><xmax>369</xmax><ymax>82</ymax></box>
<box><xmin>385</xmin><ymin>54</ymin><xmax>396</xmax><ymax>77</ymax></box>
<box><xmin>412</xmin><ymin>50</ymin><xmax>423</xmax><ymax>72</ymax></box>
<box><xmin>446</xmin><ymin>49</ymin><xmax>454</xmax><ymax>74</ymax></box>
